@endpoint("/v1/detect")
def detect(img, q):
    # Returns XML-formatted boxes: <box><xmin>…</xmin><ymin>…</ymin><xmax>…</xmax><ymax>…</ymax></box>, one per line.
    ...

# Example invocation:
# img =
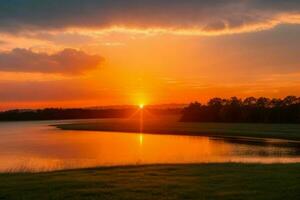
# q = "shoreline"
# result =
<box><xmin>1</xmin><ymin>162</ymin><xmax>300</xmax><ymax>174</ymax></box>
<box><xmin>54</xmin><ymin>124</ymin><xmax>300</xmax><ymax>148</ymax></box>
<box><xmin>54</xmin><ymin>119</ymin><xmax>300</xmax><ymax>141</ymax></box>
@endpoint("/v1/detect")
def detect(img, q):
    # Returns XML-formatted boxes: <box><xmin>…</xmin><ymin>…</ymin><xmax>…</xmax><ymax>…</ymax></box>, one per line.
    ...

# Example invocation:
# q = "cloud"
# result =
<box><xmin>0</xmin><ymin>48</ymin><xmax>103</xmax><ymax>74</ymax></box>
<box><xmin>23</xmin><ymin>32</ymin><xmax>96</xmax><ymax>45</ymax></box>
<box><xmin>0</xmin><ymin>79</ymin><xmax>93</xmax><ymax>102</ymax></box>
<box><xmin>0</xmin><ymin>1</ymin><xmax>300</xmax><ymax>35</ymax></box>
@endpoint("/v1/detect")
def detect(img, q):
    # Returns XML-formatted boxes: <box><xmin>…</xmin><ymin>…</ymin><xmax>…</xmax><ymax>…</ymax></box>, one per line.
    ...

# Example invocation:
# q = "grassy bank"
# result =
<box><xmin>55</xmin><ymin>117</ymin><xmax>300</xmax><ymax>141</ymax></box>
<box><xmin>0</xmin><ymin>163</ymin><xmax>299</xmax><ymax>200</ymax></box>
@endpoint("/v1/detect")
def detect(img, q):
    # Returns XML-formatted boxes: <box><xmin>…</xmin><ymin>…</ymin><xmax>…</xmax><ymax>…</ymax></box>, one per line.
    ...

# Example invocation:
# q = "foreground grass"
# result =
<box><xmin>55</xmin><ymin>116</ymin><xmax>300</xmax><ymax>141</ymax></box>
<box><xmin>0</xmin><ymin>163</ymin><xmax>299</xmax><ymax>200</ymax></box>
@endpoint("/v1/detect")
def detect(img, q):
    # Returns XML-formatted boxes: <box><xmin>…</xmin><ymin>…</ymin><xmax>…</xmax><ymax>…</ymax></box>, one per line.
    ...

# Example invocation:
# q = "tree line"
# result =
<box><xmin>0</xmin><ymin>108</ymin><xmax>134</xmax><ymax>121</ymax></box>
<box><xmin>0</xmin><ymin>107</ymin><xmax>182</xmax><ymax>121</ymax></box>
<box><xmin>181</xmin><ymin>96</ymin><xmax>300</xmax><ymax>123</ymax></box>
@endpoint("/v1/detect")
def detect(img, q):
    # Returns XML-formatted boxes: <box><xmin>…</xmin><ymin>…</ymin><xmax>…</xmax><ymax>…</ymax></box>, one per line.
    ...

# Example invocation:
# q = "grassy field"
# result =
<box><xmin>0</xmin><ymin>163</ymin><xmax>299</xmax><ymax>200</ymax></box>
<box><xmin>55</xmin><ymin>116</ymin><xmax>300</xmax><ymax>141</ymax></box>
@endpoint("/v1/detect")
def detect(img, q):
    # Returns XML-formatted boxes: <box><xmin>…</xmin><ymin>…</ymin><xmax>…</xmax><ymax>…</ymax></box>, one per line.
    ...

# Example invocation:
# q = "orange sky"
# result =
<box><xmin>1</xmin><ymin>1</ymin><xmax>300</xmax><ymax>110</ymax></box>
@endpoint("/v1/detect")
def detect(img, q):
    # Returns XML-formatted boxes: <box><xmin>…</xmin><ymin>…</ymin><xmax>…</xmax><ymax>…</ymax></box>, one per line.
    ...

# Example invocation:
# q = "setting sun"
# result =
<box><xmin>139</xmin><ymin>104</ymin><xmax>144</xmax><ymax>109</ymax></box>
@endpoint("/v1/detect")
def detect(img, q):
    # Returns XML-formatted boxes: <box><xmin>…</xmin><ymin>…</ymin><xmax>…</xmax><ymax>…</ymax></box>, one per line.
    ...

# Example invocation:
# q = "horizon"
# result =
<box><xmin>0</xmin><ymin>103</ymin><xmax>187</xmax><ymax>112</ymax></box>
<box><xmin>1</xmin><ymin>95</ymin><xmax>299</xmax><ymax>112</ymax></box>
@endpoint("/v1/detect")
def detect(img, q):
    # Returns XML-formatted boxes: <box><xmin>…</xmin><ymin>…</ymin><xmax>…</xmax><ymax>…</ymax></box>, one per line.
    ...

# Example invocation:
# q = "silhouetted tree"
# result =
<box><xmin>0</xmin><ymin>108</ymin><xmax>134</xmax><ymax>121</ymax></box>
<box><xmin>181</xmin><ymin>96</ymin><xmax>300</xmax><ymax>123</ymax></box>
<box><xmin>0</xmin><ymin>107</ymin><xmax>182</xmax><ymax>121</ymax></box>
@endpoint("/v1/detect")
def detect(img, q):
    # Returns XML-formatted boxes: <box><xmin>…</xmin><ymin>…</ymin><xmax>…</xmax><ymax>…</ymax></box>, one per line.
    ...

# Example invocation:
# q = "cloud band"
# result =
<box><xmin>0</xmin><ymin>0</ymin><xmax>300</xmax><ymax>35</ymax></box>
<box><xmin>0</xmin><ymin>48</ymin><xmax>103</xmax><ymax>74</ymax></box>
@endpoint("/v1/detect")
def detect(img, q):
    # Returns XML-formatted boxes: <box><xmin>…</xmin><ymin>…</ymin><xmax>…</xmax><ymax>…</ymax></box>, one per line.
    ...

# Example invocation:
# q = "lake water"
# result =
<box><xmin>0</xmin><ymin>120</ymin><xmax>300</xmax><ymax>172</ymax></box>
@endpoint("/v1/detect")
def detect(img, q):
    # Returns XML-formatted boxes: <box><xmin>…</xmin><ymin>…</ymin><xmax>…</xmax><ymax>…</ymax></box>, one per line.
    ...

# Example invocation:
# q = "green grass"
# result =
<box><xmin>55</xmin><ymin>116</ymin><xmax>300</xmax><ymax>141</ymax></box>
<box><xmin>0</xmin><ymin>163</ymin><xmax>299</xmax><ymax>200</ymax></box>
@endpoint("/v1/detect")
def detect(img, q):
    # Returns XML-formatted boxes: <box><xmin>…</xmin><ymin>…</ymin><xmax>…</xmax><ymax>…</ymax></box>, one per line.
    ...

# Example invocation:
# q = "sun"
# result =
<box><xmin>139</xmin><ymin>104</ymin><xmax>144</xmax><ymax>109</ymax></box>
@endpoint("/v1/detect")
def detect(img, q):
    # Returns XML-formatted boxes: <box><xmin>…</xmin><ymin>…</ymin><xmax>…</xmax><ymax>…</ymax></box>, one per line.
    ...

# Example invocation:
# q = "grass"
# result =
<box><xmin>55</xmin><ymin>116</ymin><xmax>300</xmax><ymax>141</ymax></box>
<box><xmin>0</xmin><ymin>163</ymin><xmax>299</xmax><ymax>200</ymax></box>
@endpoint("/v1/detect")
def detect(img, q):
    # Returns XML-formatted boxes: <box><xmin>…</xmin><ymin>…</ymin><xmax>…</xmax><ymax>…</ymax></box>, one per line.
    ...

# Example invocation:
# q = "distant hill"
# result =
<box><xmin>0</xmin><ymin>106</ymin><xmax>182</xmax><ymax>121</ymax></box>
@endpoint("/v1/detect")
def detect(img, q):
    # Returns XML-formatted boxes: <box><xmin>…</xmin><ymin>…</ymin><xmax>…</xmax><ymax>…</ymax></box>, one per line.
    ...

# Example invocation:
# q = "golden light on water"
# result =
<box><xmin>1</xmin><ymin>121</ymin><xmax>299</xmax><ymax>172</ymax></box>
<box><xmin>139</xmin><ymin>134</ymin><xmax>144</xmax><ymax>146</ymax></box>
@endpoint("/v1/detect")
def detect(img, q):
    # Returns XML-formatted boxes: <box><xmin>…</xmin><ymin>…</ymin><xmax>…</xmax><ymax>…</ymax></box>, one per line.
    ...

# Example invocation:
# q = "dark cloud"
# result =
<box><xmin>250</xmin><ymin>0</ymin><xmax>300</xmax><ymax>11</ymax></box>
<box><xmin>0</xmin><ymin>48</ymin><xmax>103</xmax><ymax>74</ymax></box>
<box><xmin>0</xmin><ymin>0</ymin><xmax>300</xmax><ymax>34</ymax></box>
<box><xmin>23</xmin><ymin>32</ymin><xmax>95</xmax><ymax>45</ymax></box>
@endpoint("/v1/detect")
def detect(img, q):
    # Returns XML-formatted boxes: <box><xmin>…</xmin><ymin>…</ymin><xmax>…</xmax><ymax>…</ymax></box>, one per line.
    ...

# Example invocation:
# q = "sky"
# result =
<box><xmin>1</xmin><ymin>0</ymin><xmax>300</xmax><ymax>110</ymax></box>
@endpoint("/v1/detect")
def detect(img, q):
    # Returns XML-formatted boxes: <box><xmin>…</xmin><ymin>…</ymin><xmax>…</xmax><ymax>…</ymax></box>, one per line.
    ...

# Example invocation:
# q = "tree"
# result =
<box><xmin>181</xmin><ymin>96</ymin><xmax>300</xmax><ymax>123</ymax></box>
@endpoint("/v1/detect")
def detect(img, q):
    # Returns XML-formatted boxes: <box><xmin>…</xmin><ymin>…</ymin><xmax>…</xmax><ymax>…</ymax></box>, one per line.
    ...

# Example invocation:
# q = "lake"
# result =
<box><xmin>0</xmin><ymin>119</ymin><xmax>300</xmax><ymax>172</ymax></box>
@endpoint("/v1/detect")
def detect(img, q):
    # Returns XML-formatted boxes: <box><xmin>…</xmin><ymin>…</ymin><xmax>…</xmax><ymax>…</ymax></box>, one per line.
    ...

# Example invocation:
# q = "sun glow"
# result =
<box><xmin>139</xmin><ymin>104</ymin><xmax>144</xmax><ymax>109</ymax></box>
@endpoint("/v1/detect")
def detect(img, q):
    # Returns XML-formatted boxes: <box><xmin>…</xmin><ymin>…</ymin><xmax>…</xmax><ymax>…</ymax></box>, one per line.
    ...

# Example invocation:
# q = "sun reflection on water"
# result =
<box><xmin>139</xmin><ymin>134</ymin><xmax>144</xmax><ymax>146</ymax></box>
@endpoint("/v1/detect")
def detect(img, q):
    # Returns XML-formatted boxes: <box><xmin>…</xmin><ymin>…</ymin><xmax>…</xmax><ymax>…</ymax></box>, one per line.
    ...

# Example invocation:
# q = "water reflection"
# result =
<box><xmin>0</xmin><ymin>120</ymin><xmax>299</xmax><ymax>172</ymax></box>
<box><xmin>139</xmin><ymin>134</ymin><xmax>144</xmax><ymax>146</ymax></box>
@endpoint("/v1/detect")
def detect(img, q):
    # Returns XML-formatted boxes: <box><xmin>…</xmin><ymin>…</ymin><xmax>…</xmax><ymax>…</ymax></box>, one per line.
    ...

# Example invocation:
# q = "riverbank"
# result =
<box><xmin>1</xmin><ymin>163</ymin><xmax>299</xmax><ymax>200</ymax></box>
<box><xmin>55</xmin><ymin>117</ymin><xmax>300</xmax><ymax>141</ymax></box>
